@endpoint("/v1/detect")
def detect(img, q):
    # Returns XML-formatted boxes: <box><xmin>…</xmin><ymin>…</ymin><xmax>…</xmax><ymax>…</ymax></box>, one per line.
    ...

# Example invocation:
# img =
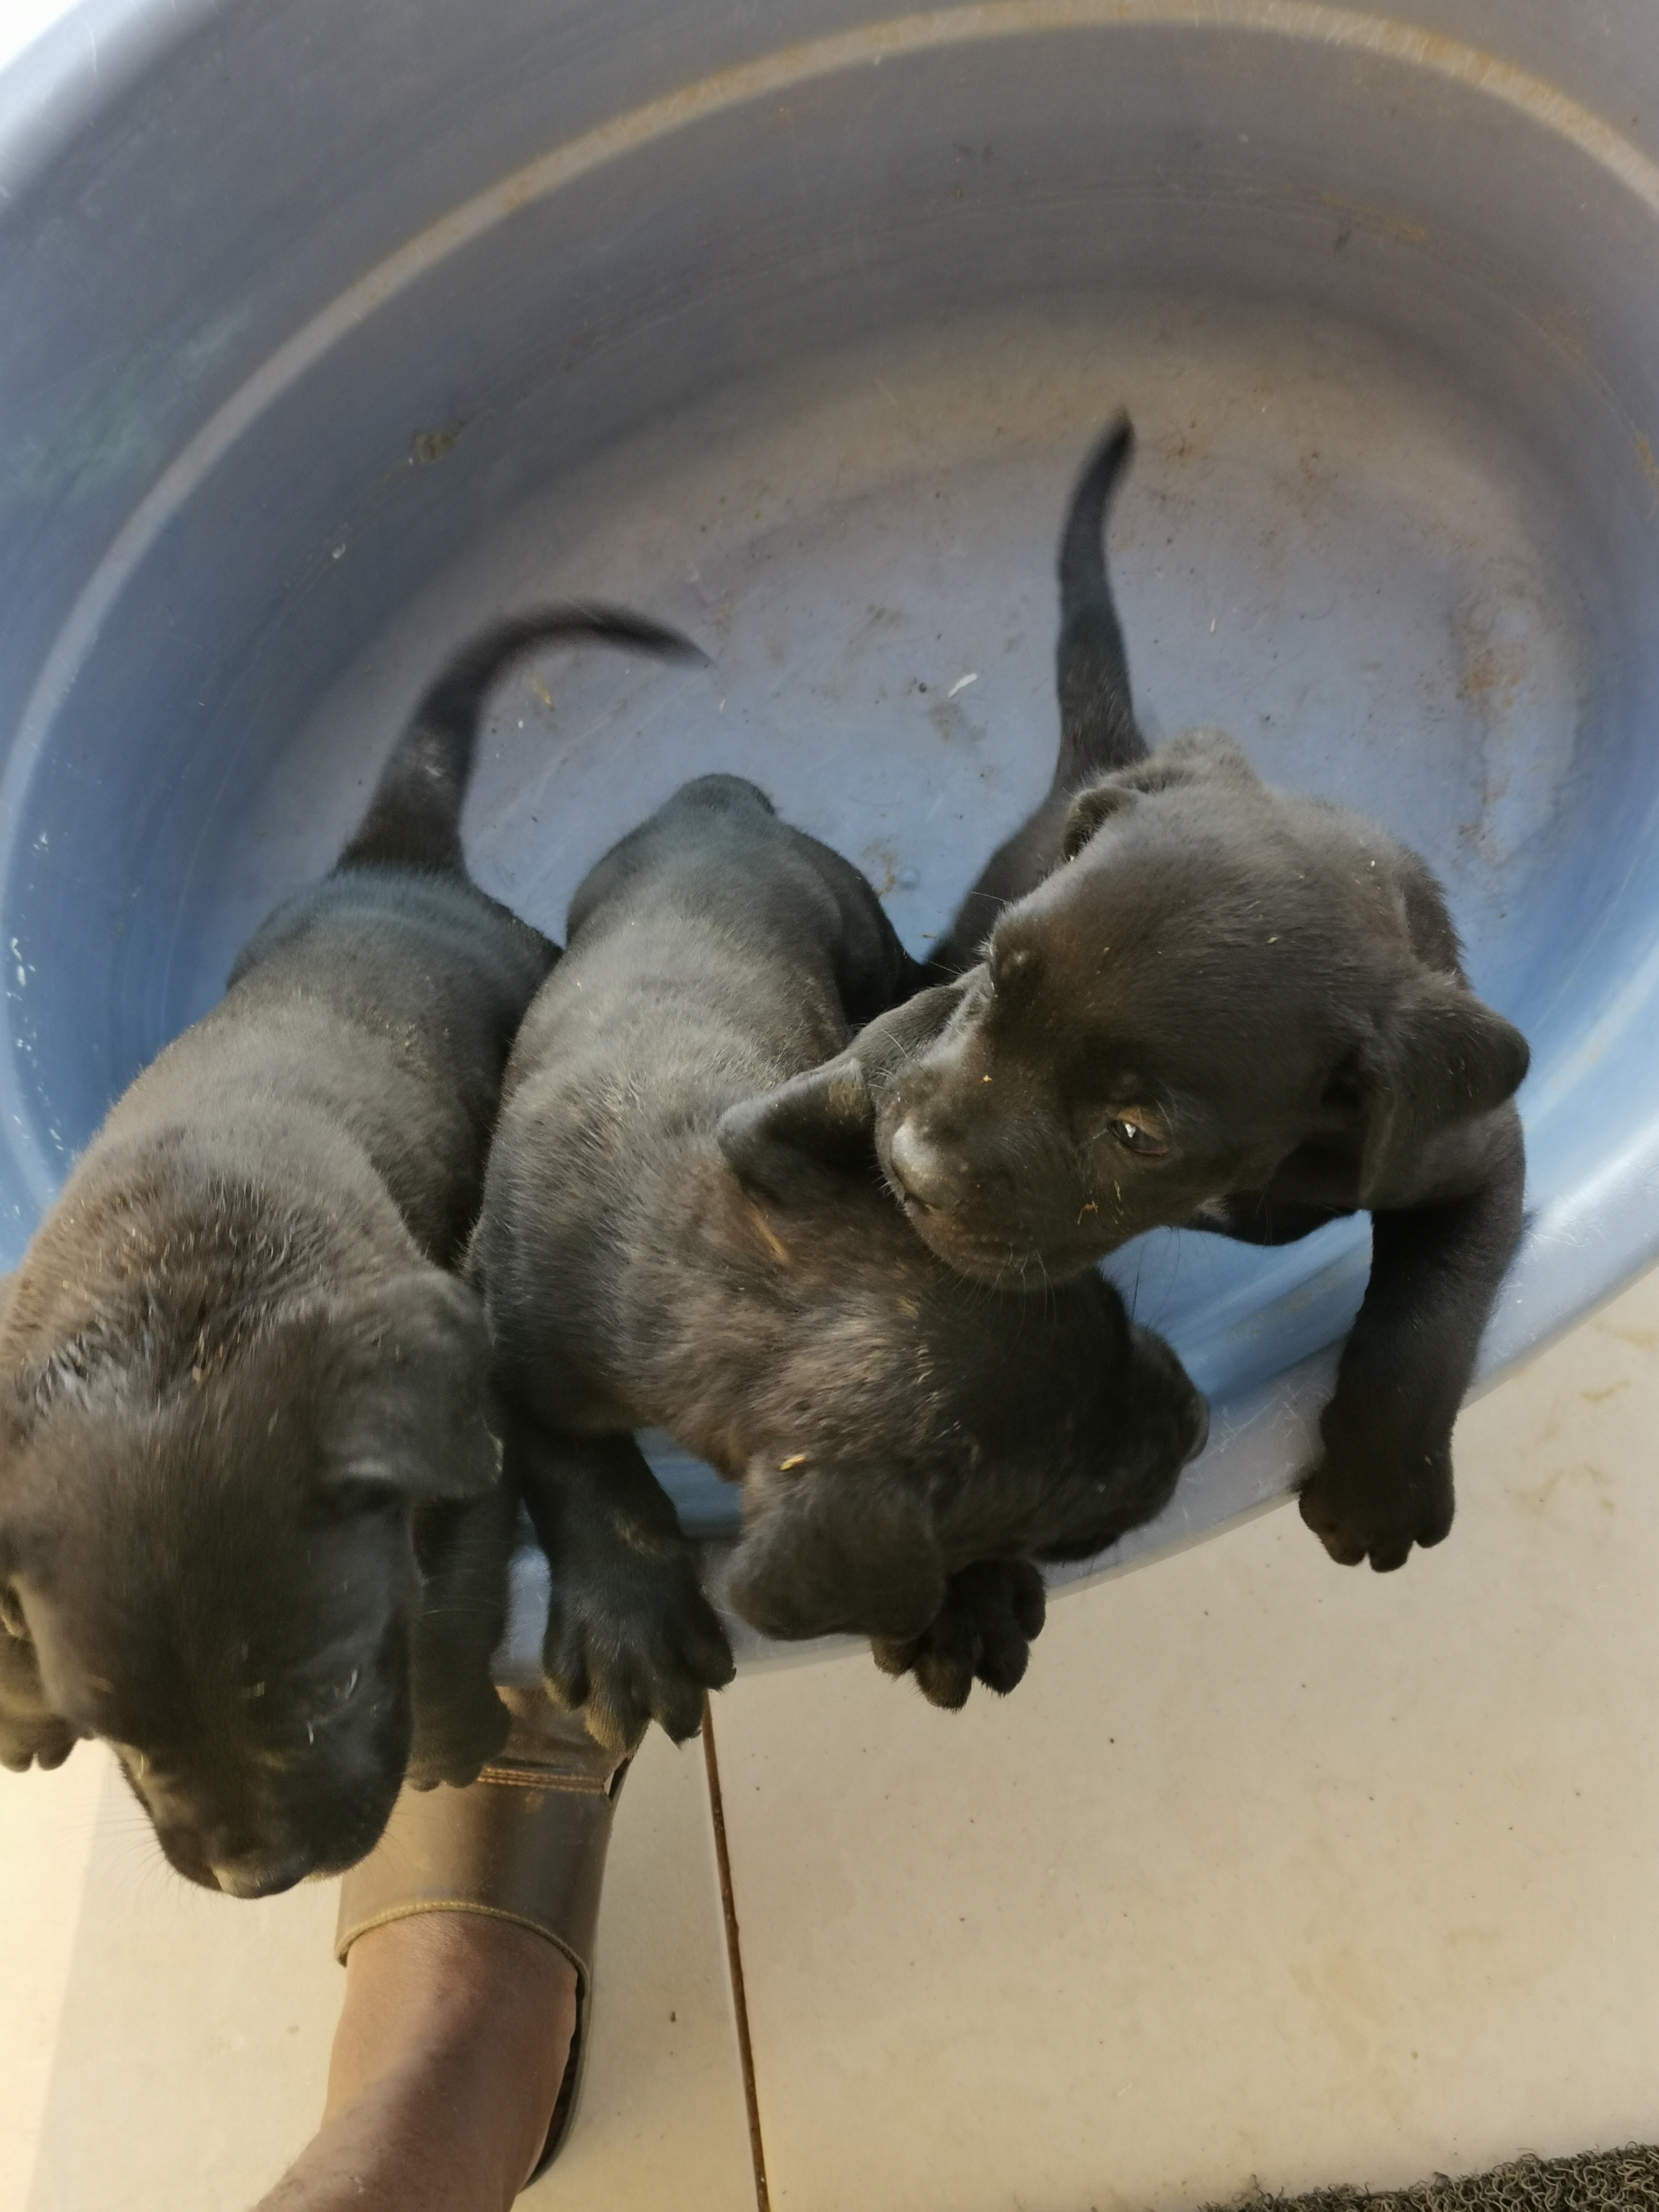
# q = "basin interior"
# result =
<box><xmin>3</xmin><ymin>10</ymin><xmax>1658</xmax><ymax>1544</ymax></box>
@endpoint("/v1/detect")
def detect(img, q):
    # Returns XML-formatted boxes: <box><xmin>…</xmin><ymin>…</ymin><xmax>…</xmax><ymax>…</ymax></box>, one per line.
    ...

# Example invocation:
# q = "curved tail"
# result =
<box><xmin>340</xmin><ymin>606</ymin><xmax>708</xmax><ymax>875</ymax></box>
<box><xmin>927</xmin><ymin>416</ymin><xmax>1146</xmax><ymax>975</ymax></box>
<box><xmin>1054</xmin><ymin>414</ymin><xmax>1147</xmax><ymax>783</ymax></box>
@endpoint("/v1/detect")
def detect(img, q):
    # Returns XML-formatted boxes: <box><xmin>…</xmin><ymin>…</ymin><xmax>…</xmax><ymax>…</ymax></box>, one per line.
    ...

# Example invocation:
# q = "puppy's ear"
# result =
<box><xmin>719</xmin><ymin>982</ymin><xmax>966</xmax><ymax>1202</ymax></box>
<box><xmin>1355</xmin><ymin>973</ymin><xmax>1530</xmax><ymax>1204</ymax></box>
<box><xmin>407</xmin><ymin>1484</ymin><xmax>515</xmax><ymax>1788</ymax></box>
<box><xmin>726</xmin><ymin>1464</ymin><xmax>947</xmax><ymax>1643</ymax></box>
<box><xmin>325</xmin><ymin>1272</ymin><xmax>501</xmax><ymax>1507</ymax></box>
<box><xmin>1061</xmin><ymin>778</ymin><xmax>1139</xmax><ymax>860</ymax></box>
<box><xmin>717</xmin><ymin>1057</ymin><xmax>874</xmax><ymax>1204</ymax></box>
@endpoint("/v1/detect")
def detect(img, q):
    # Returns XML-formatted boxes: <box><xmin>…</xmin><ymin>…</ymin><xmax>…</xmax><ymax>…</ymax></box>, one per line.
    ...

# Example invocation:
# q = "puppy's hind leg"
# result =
<box><xmin>340</xmin><ymin>608</ymin><xmax>705</xmax><ymax>876</ymax></box>
<box><xmin>872</xmin><ymin>1558</ymin><xmax>1047</xmax><ymax>1709</ymax></box>
<box><xmin>726</xmin><ymin>1463</ymin><xmax>947</xmax><ymax>1647</ymax></box>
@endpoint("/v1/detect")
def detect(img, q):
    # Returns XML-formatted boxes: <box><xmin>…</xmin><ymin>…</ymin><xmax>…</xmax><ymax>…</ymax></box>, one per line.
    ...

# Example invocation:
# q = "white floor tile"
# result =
<box><xmin>521</xmin><ymin>1731</ymin><xmax>756</xmax><ymax>2211</ymax></box>
<box><xmin>23</xmin><ymin>1753</ymin><xmax>340</xmax><ymax>2212</ymax></box>
<box><xmin>0</xmin><ymin>1742</ymin><xmax>103</xmax><ymax>2212</ymax></box>
<box><xmin>11</xmin><ymin>1728</ymin><xmax>753</xmax><ymax>2210</ymax></box>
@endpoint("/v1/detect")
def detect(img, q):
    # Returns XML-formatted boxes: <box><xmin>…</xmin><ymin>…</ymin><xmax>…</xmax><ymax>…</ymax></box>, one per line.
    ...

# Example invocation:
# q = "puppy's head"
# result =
<box><xmin>876</xmin><ymin>732</ymin><xmax>1529</xmax><ymax>1279</ymax></box>
<box><xmin>0</xmin><ymin>1269</ymin><xmax>499</xmax><ymax>1895</ymax></box>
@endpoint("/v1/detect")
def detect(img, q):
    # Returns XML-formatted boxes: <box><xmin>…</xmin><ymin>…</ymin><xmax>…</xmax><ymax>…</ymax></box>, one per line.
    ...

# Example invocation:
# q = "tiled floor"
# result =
<box><xmin>5</xmin><ymin>1265</ymin><xmax>1659</xmax><ymax>2211</ymax></box>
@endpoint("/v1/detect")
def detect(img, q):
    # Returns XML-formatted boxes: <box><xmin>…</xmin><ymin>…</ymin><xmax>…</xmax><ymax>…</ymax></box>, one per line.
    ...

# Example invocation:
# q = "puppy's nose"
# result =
<box><xmin>209</xmin><ymin>1847</ymin><xmax>315</xmax><ymax>1899</ymax></box>
<box><xmin>886</xmin><ymin>1118</ymin><xmax>959</xmax><ymax>1210</ymax></box>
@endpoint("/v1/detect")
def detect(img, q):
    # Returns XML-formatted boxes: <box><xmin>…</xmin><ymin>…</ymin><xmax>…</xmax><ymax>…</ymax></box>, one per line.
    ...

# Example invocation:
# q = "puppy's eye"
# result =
<box><xmin>301</xmin><ymin>1667</ymin><xmax>363</xmax><ymax>1748</ymax></box>
<box><xmin>1108</xmin><ymin>1115</ymin><xmax>1170</xmax><ymax>1158</ymax></box>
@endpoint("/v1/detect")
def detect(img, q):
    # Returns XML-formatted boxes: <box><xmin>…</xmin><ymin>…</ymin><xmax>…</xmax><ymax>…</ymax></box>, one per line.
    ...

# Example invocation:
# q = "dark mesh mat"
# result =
<box><xmin>1215</xmin><ymin>2149</ymin><xmax>1659</xmax><ymax>2212</ymax></box>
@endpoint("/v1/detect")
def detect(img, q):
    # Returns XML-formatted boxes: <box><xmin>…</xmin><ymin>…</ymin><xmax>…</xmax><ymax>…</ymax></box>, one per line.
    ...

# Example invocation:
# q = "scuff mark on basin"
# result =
<box><xmin>1319</xmin><ymin>192</ymin><xmax>1428</xmax><ymax>246</ymax></box>
<box><xmin>862</xmin><ymin>840</ymin><xmax>900</xmax><ymax>895</ymax></box>
<box><xmin>411</xmin><ymin>420</ymin><xmax>465</xmax><ymax>465</ymax></box>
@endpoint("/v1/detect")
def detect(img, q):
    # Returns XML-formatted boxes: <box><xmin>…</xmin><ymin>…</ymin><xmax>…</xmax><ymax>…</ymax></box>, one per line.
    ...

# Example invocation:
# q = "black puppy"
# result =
<box><xmin>739</xmin><ymin>420</ymin><xmax>1528</xmax><ymax>1574</ymax></box>
<box><xmin>0</xmin><ymin>606</ymin><xmax>696</xmax><ymax>1895</ymax></box>
<box><xmin>469</xmin><ymin>776</ymin><xmax>1207</xmax><ymax>1743</ymax></box>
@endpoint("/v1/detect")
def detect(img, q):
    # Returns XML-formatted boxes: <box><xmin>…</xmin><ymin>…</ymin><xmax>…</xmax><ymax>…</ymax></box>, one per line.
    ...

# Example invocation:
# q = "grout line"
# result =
<box><xmin>702</xmin><ymin>1700</ymin><xmax>772</xmax><ymax>2212</ymax></box>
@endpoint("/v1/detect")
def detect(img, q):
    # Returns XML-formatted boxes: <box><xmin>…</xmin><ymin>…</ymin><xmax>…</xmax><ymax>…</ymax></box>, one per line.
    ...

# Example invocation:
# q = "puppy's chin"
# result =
<box><xmin>154</xmin><ymin>1803</ymin><xmax>397</xmax><ymax>1897</ymax></box>
<box><xmin>893</xmin><ymin>1193</ymin><xmax>1117</xmax><ymax>1284</ymax></box>
<box><xmin>129</xmin><ymin>1745</ymin><xmax>406</xmax><ymax>1899</ymax></box>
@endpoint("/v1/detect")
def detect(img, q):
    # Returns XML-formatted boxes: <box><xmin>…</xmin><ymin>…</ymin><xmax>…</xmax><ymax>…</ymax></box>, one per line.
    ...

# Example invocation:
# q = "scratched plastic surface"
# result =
<box><xmin>2</xmin><ymin>1</ymin><xmax>1658</xmax><ymax>1616</ymax></box>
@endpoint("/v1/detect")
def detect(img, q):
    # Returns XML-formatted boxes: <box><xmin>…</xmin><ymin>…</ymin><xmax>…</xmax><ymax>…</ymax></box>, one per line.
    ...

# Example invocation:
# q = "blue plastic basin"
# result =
<box><xmin>3</xmin><ymin>0</ymin><xmax>1658</xmax><ymax>1613</ymax></box>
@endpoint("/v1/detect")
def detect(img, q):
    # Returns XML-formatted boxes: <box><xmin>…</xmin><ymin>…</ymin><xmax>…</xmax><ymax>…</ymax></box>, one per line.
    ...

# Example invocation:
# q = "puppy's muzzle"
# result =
<box><xmin>153</xmin><ymin>1813</ymin><xmax>320</xmax><ymax>1897</ymax></box>
<box><xmin>208</xmin><ymin>1845</ymin><xmax>318</xmax><ymax>1899</ymax></box>
<box><xmin>886</xmin><ymin>1117</ymin><xmax>967</xmax><ymax>1212</ymax></box>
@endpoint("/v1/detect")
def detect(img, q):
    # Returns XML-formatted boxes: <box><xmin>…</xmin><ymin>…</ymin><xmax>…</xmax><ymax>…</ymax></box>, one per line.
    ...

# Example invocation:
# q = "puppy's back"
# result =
<box><xmin>474</xmin><ymin>776</ymin><xmax>911</xmax><ymax>1423</ymax></box>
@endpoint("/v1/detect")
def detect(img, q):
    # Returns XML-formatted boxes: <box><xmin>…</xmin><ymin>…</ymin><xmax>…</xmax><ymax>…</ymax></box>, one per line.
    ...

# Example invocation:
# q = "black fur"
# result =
<box><xmin>468</xmin><ymin>777</ymin><xmax>1207</xmax><ymax>1746</ymax></box>
<box><xmin>0</xmin><ymin>606</ymin><xmax>699</xmax><ymax>1895</ymax></box>
<box><xmin>794</xmin><ymin>418</ymin><xmax>1527</xmax><ymax>1573</ymax></box>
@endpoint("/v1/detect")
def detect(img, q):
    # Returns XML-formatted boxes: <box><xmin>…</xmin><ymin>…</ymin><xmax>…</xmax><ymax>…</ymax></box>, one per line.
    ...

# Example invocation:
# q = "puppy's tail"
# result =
<box><xmin>340</xmin><ymin>606</ymin><xmax>707</xmax><ymax>874</ymax></box>
<box><xmin>1055</xmin><ymin>414</ymin><xmax>1147</xmax><ymax>783</ymax></box>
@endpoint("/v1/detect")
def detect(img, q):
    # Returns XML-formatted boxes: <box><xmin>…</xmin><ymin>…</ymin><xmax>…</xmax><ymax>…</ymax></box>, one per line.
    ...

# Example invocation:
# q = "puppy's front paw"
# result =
<box><xmin>542</xmin><ymin>1547</ymin><xmax>734</xmax><ymax>1755</ymax></box>
<box><xmin>1298</xmin><ymin>1429</ymin><xmax>1453</xmax><ymax>1572</ymax></box>
<box><xmin>406</xmin><ymin>1680</ymin><xmax>512</xmax><ymax>1792</ymax></box>
<box><xmin>873</xmin><ymin>1559</ymin><xmax>1047</xmax><ymax>1709</ymax></box>
<box><xmin>0</xmin><ymin>1634</ymin><xmax>80</xmax><ymax>1773</ymax></box>
<box><xmin>0</xmin><ymin>1708</ymin><xmax>79</xmax><ymax>1774</ymax></box>
<box><xmin>512</xmin><ymin>1424</ymin><xmax>736</xmax><ymax>1754</ymax></box>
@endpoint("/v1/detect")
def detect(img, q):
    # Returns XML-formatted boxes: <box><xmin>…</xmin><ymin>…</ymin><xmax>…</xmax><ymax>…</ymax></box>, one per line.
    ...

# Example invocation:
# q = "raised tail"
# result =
<box><xmin>340</xmin><ymin>606</ymin><xmax>708</xmax><ymax>874</ymax></box>
<box><xmin>926</xmin><ymin>418</ymin><xmax>1146</xmax><ymax>976</ymax></box>
<box><xmin>1054</xmin><ymin>414</ymin><xmax>1147</xmax><ymax>784</ymax></box>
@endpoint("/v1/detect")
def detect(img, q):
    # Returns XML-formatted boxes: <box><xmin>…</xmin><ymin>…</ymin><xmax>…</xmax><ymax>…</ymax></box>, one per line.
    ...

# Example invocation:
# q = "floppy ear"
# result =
<box><xmin>406</xmin><ymin>1483</ymin><xmax>515</xmax><ymax>1788</ymax></box>
<box><xmin>1060</xmin><ymin>778</ymin><xmax>1139</xmax><ymax>860</ymax></box>
<box><xmin>717</xmin><ymin>982</ymin><xmax>967</xmax><ymax>1202</ymax></box>
<box><xmin>726</xmin><ymin>1464</ymin><xmax>947</xmax><ymax>1644</ymax></box>
<box><xmin>1356</xmin><ymin>972</ymin><xmax>1530</xmax><ymax>1204</ymax></box>
<box><xmin>325</xmin><ymin>1272</ymin><xmax>501</xmax><ymax>1506</ymax></box>
<box><xmin>717</xmin><ymin>1057</ymin><xmax>874</xmax><ymax>1204</ymax></box>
